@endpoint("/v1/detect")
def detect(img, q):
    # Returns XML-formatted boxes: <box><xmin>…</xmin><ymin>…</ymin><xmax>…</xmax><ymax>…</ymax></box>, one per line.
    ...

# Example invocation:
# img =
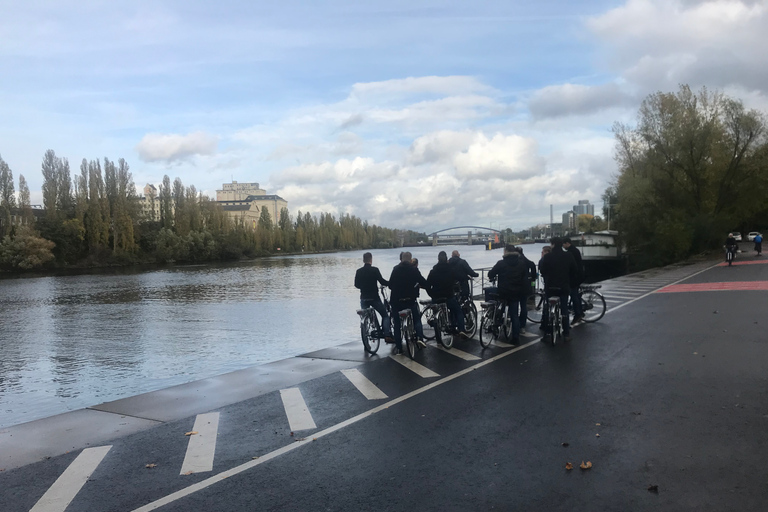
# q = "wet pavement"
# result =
<box><xmin>3</xmin><ymin>249</ymin><xmax>768</xmax><ymax>511</ymax></box>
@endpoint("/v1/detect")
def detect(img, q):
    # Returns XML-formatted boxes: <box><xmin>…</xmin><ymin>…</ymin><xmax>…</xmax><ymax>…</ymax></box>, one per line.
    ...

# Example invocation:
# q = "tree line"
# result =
<box><xmin>0</xmin><ymin>150</ymin><xmax>423</xmax><ymax>271</ymax></box>
<box><xmin>607</xmin><ymin>85</ymin><xmax>768</xmax><ymax>268</ymax></box>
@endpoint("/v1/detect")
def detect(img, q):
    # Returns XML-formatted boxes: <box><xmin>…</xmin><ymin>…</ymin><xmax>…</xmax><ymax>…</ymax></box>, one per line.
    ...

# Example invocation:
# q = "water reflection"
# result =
<box><xmin>0</xmin><ymin>244</ymin><xmax>547</xmax><ymax>427</ymax></box>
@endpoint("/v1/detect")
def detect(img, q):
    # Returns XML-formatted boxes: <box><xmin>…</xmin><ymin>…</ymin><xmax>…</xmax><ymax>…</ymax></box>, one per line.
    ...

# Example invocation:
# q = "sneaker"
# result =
<box><xmin>416</xmin><ymin>339</ymin><xmax>427</xmax><ymax>348</ymax></box>
<box><xmin>570</xmin><ymin>317</ymin><xmax>581</xmax><ymax>326</ymax></box>
<box><xmin>384</xmin><ymin>336</ymin><xmax>394</xmax><ymax>344</ymax></box>
<box><xmin>520</xmin><ymin>328</ymin><xmax>526</xmax><ymax>334</ymax></box>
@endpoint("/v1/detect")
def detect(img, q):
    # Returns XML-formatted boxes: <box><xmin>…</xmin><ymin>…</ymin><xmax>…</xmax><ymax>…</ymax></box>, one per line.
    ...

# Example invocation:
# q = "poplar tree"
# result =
<box><xmin>18</xmin><ymin>174</ymin><xmax>32</xmax><ymax>225</ymax></box>
<box><xmin>160</xmin><ymin>175</ymin><xmax>172</xmax><ymax>229</ymax></box>
<box><xmin>41</xmin><ymin>150</ymin><xmax>59</xmax><ymax>219</ymax></box>
<box><xmin>0</xmin><ymin>155</ymin><xmax>16</xmax><ymax>237</ymax></box>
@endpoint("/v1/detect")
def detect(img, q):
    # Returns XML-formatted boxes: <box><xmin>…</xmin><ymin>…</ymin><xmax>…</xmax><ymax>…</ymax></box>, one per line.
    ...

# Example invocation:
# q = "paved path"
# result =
<box><xmin>2</xmin><ymin>252</ymin><xmax>768</xmax><ymax>511</ymax></box>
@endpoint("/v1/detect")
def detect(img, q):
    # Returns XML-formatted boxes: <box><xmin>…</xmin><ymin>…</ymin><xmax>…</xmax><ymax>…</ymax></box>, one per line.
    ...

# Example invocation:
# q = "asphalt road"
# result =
<box><xmin>3</xmin><ymin>252</ymin><xmax>768</xmax><ymax>511</ymax></box>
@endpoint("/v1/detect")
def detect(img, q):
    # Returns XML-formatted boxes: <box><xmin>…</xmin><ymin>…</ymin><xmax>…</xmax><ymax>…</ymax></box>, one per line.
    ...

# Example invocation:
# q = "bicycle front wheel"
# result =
<box><xmin>581</xmin><ymin>291</ymin><xmax>606</xmax><ymax>323</ymax></box>
<box><xmin>479</xmin><ymin>306</ymin><xmax>493</xmax><ymax>348</ymax></box>
<box><xmin>502</xmin><ymin>303</ymin><xmax>513</xmax><ymax>340</ymax></box>
<box><xmin>438</xmin><ymin>309</ymin><xmax>453</xmax><ymax>349</ymax></box>
<box><xmin>404</xmin><ymin>317</ymin><xmax>418</xmax><ymax>359</ymax></box>
<box><xmin>463</xmin><ymin>301</ymin><xmax>477</xmax><ymax>338</ymax></box>
<box><xmin>420</xmin><ymin>307</ymin><xmax>436</xmax><ymax>341</ymax></box>
<box><xmin>526</xmin><ymin>292</ymin><xmax>545</xmax><ymax>324</ymax></box>
<box><xmin>361</xmin><ymin>316</ymin><xmax>380</xmax><ymax>355</ymax></box>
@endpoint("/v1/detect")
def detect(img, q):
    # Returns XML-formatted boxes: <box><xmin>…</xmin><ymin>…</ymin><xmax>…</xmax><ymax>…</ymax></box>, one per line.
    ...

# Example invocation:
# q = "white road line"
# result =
<box><xmin>390</xmin><ymin>354</ymin><xmax>440</xmax><ymax>378</ymax></box>
<box><xmin>602</xmin><ymin>292</ymin><xmax>641</xmax><ymax>299</ymax></box>
<box><xmin>179</xmin><ymin>413</ymin><xmax>220</xmax><ymax>475</ymax></box>
<box><xmin>520</xmin><ymin>331</ymin><xmax>538</xmax><ymax>338</ymax></box>
<box><xmin>131</xmin><ymin>340</ymin><xmax>540</xmax><ymax>512</ymax></box>
<box><xmin>279</xmin><ymin>388</ymin><xmax>317</xmax><ymax>431</ymax></box>
<box><xmin>606</xmin><ymin>261</ymin><xmax>721</xmax><ymax>314</ymax></box>
<box><xmin>340</xmin><ymin>369</ymin><xmax>387</xmax><ymax>400</ymax></box>
<box><xmin>610</xmin><ymin>286</ymin><xmax>655</xmax><ymax>292</ymax></box>
<box><xmin>30</xmin><ymin>445</ymin><xmax>112</xmax><ymax>512</ymax></box>
<box><xmin>603</xmin><ymin>298</ymin><xmax>625</xmax><ymax>304</ymax></box>
<box><xmin>490</xmin><ymin>339</ymin><xmax>514</xmax><ymax>348</ymax></box>
<box><xmin>430</xmin><ymin>344</ymin><xmax>481</xmax><ymax>361</ymax></box>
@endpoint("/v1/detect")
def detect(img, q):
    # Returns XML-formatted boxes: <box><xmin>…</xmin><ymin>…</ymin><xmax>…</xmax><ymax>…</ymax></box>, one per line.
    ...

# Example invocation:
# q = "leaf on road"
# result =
<box><xmin>596</xmin><ymin>433</ymin><xmax>600</xmax><ymax>437</ymax></box>
<box><xmin>145</xmin><ymin>463</ymin><xmax>157</xmax><ymax>469</ymax></box>
<box><xmin>580</xmin><ymin>461</ymin><xmax>593</xmax><ymax>469</ymax></box>
<box><xmin>182</xmin><ymin>471</ymin><xmax>194</xmax><ymax>476</ymax></box>
<box><xmin>565</xmin><ymin>463</ymin><xmax>573</xmax><ymax>470</ymax></box>
<box><xmin>562</xmin><ymin>442</ymin><xmax>569</xmax><ymax>447</ymax></box>
<box><xmin>185</xmin><ymin>431</ymin><xmax>198</xmax><ymax>436</ymax></box>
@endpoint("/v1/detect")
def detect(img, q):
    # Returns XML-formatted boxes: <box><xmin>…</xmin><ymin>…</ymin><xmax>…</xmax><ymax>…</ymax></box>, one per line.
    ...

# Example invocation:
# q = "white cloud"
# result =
<box><xmin>529</xmin><ymin>83</ymin><xmax>634</xmax><ymax>119</ymax></box>
<box><xmin>454</xmin><ymin>133</ymin><xmax>544</xmax><ymax>180</ymax></box>
<box><xmin>135</xmin><ymin>131</ymin><xmax>218</xmax><ymax>163</ymax></box>
<box><xmin>350</xmin><ymin>76</ymin><xmax>494</xmax><ymax>99</ymax></box>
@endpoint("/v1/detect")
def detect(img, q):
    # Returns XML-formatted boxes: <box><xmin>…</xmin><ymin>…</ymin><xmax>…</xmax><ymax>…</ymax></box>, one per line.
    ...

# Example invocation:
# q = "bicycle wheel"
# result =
<box><xmin>404</xmin><ymin>316</ymin><xmax>418</xmax><ymax>359</ymax></box>
<box><xmin>581</xmin><ymin>290</ymin><xmax>606</xmax><ymax>323</ymax></box>
<box><xmin>361</xmin><ymin>315</ymin><xmax>380</xmax><ymax>355</ymax></box>
<box><xmin>502</xmin><ymin>303</ymin><xmax>513</xmax><ymax>340</ymax></box>
<box><xmin>478</xmin><ymin>305</ymin><xmax>493</xmax><ymax>348</ymax></box>
<box><xmin>438</xmin><ymin>309</ymin><xmax>453</xmax><ymax>349</ymax></box>
<box><xmin>526</xmin><ymin>292</ymin><xmax>545</xmax><ymax>324</ymax></box>
<box><xmin>463</xmin><ymin>301</ymin><xmax>477</xmax><ymax>338</ymax></box>
<box><xmin>420</xmin><ymin>307</ymin><xmax>436</xmax><ymax>341</ymax></box>
<box><xmin>547</xmin><ymin>304</ymin><xmax>557</xmax><ymax>346</ymax></box>
<box><xmin>553</xmin><ymin>305</ymin><xmax>561</xmax><ymax>345</ymax></box>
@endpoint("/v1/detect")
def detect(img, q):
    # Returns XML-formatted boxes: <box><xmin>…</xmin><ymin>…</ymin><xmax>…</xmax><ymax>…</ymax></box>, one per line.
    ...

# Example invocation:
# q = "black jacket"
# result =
<box><xmin>426</xmin><ymin>261</ymin><xmax>460</xmax><ymax>300</ymax></box>
<box><xmin>487</xmin><ymin>253</ymin><xmax>530</xmax><ymax>301</ymax></box>
<box><xmin>448</xmin><ymin>255</ymin><xmax>479</xmax><ymax>282</ymax></box>
<box><xmin>354</xmin><ymin>264</ymin><xmax>388</xmax><ymax>300</ymax></box>
<box><xmin>520</xmin><ymin>253</ymin><xmax>537</xmax><ymax>282</ymax></box>
<box><xmin>389</xmin><ymin>262</ymin><xmax>429</xmax><ymax>304</ymax></box>
<box><xmin>565</xmin><ymin>244</ymin><xmax>584</xmax><ymax>286</ymax></box>
<box><xmin>538</xmin><ymin>249</ymin><xmax>578</xmax><ymax>294</ymax></box>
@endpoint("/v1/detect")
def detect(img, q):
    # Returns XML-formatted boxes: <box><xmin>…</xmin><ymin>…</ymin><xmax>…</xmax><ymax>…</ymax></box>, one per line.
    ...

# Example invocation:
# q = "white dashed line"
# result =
<box><xmin>30</xmin><ymin>445</ymin><xmax>112</xmax><ymax>512</ymax></box>
<box><xmin>390</xmin><ymin>354</ymin><xmax>440</xmax><ymax>378</ymax></box>
<box><xmin>430</xmin><ymin>344</ymin><xmax>481</xmax><ymax>361</ymax></box>
<box><xmin>179</xmin><ymin>413</ymin><xmax>220</xmax><ymax>475</ymax></box>
<box><xmin>341</xmin><ymin>369</ymin><xmax>388</xmax><ymax>400</ymax></box>
<box><xmin>279</xmin><ymin>388</ymin><xmax>317</xmax><ymax>431</ymax></box>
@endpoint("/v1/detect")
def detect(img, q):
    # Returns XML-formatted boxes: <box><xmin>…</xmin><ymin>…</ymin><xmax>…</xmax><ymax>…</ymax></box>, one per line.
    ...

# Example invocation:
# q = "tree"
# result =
<box><xmin>18</xmin><ymin>174</ymin><xmax>33</xmax><ymax>225</ymax></box>
<box><xmin>609</xmin><ymin>85</ymin><xmax>768</xmax><ymax>267</ymax></box>
<box><xmin>0</xmin><ymin>155</ymin><xmax>15</xmax><ymax>237</ymax></box>
<box><xmin>160</xmin><ymin>175</ymin><xmax>173</xmax><ymax>229</ymax></box>
<box><xmin>41</xmin><ymin>149</ymin><xmax>59</xmax><ymax>219</ymax></box>
<box><xmin>57</xmin><ymin>157</ymin><xmax>73</xmax><ymax>215</ymax></box>
<box><xmin>0</xmin><ymin>225</ymin><xmax>56</xmax><ymax>270</ymax></box>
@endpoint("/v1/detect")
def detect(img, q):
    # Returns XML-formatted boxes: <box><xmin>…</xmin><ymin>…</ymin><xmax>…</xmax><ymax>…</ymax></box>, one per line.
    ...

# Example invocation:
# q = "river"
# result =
<box><xmin>0</xmin><ymin>243</ymin><xmax>548</xmax><ymax>428</ymax></box>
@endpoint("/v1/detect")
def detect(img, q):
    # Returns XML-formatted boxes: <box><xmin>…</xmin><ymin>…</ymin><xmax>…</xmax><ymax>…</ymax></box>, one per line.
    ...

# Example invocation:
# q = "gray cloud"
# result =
<box><xmin>135</xmin><ymin>131</ymin><xmax>218</xmax><ymax>163</ymax></box>
<box><xmin>529</xmin><ymin>83</ymin><xmax>635</xmax><ymax>120</ymax></box>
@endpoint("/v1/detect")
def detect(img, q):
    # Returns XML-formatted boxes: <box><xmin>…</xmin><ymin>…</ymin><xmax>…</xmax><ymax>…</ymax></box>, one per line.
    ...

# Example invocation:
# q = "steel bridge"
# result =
<box><xmin>427</xmin><ymin>226</ymin><xmax>501</xmax><ymax>246</ymax></box>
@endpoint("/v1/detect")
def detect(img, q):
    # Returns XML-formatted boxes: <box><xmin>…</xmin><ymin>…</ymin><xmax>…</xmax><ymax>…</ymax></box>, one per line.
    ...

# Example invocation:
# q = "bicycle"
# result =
<box><xmin>528</xmin><ymin>284</ymin><xmax>606</xmax><ymax>325</ymax></box>
<box><xmin>418</xmin><ymin>298</ymin><xmax>453</xmax><ymax>349</ymax></box>
<box><xmin>356</xmin><ymin>285</ymin><xmax>392</xmax><ymax>355</ymax></box>
<box><xmin>459</xmin><ymin>283</ymin><xmax>478</xmax><ymax>339</ymax></box>
<box><xmin>725</xmin><ymin>245</ymin><xmax>736</xmax><ymax>266</ymax></box>
<box><xmin>478</xmin><ymin>285</ymin><xmax>509</xmax><ymax>348</ymax></box>
<box><xmin>571</xmin><ymin>284</ymin><xmax>606</xmax><ymax>323</ymax></box>
<box><xmin>397</xmin><ymin>301</ymin><xmax>422</xmax><ymax>360</ymax></box>
<box><xmin>544</xmin><ymin>287</ymin><xmax>564</xmax><ymax>346</ymax></box>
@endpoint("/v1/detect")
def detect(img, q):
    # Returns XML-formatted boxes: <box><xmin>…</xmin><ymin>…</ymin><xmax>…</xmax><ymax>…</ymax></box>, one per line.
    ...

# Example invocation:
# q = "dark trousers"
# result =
<box><xmin>541</xmin><ymin>291</ymin><xmax>570</xmax><ymax>335</ymax></box>
<box><xmin>392</xmin><ymin>300</ymin><xmax>424</xmax><ymax>350</ymax></box>
<box><xmin>519</xmin><ymin>295</ymin><xmax>529</xmax><ymax>328</ymax></box>
<box><xmin>361</xmin><ymin>298</ymin><xmax>391</xmax><ymax>337</ymax></box>
<box><xmin>503</xmin><ymin>298</ymin><xmax>521</xmax><ymax>340</ymax></box>
<box><xmin>446</xmin><ymin>296</ymin><xmax>465</xmax><ymax>332</ymax></box>
<box><xmin>570</xmin><ymin>287</ymin><xmax>583</xmax><ymax>319</ymax></box>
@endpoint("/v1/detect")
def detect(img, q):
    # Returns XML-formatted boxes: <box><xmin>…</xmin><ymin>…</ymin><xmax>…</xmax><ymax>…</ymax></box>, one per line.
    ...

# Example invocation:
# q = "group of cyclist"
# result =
<box><xmin>355</xmin><ymin>249</ymin><xmax>478</xmax><ymax>354</ymax></box>
<box><xmin>355</xmin><ymin>237</ymin><xmax>586</xmax><ymax>352</ymax></box>
<box><xmin>725</xmin><ymin>232</ymin><xmax>763</xmax><ymax>266</ymax></box>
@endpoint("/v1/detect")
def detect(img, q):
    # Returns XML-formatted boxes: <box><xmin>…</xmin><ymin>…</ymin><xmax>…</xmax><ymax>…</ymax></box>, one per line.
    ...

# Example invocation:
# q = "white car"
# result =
<box><xmin>732</xmin><ymin>232</ymin><xmax>742</xmax><ymax>241</ymax></box>
<box><xmin>748</xmin><ymin>232</ymin><xmax>762</xmax><ymax>241</ymax></box>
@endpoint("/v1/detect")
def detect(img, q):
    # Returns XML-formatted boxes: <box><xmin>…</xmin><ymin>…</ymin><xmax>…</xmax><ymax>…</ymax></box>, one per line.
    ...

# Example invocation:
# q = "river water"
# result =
<box><xmin>0</xmin><ymin>243</ymin><xmax>548</xmax><ymax>428</ymax></box>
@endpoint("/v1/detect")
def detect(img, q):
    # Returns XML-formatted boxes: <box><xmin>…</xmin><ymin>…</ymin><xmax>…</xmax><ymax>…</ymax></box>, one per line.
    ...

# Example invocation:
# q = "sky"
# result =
<box><xmin>1</xmin><ymin>0</ymin><xmax>767</xmax><ymax>233</ymax></box>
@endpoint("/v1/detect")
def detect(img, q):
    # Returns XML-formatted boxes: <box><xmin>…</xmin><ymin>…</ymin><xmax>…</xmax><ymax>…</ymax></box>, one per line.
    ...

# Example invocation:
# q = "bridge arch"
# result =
<box><xmin>427</xmin><ymin>225</ymin><xmax>501</xmax><ymax>236</ymax></box>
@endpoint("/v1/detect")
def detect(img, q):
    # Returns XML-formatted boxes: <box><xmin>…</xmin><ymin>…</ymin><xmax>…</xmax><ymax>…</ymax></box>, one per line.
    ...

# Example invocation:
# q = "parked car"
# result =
<box><xmin>732</xmin><ymin>232</ymin><xmax>742</xmax><ymax>241</ymax></box>
<box><xmin>748</xmin><ymin>232</ymin><xmax>762</xmax><ymax>242</ymax></box>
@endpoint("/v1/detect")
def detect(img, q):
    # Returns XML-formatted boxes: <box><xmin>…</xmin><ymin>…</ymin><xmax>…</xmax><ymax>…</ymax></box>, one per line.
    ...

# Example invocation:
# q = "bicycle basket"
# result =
<box><xmin>484</xmin><ymin>286</ymin><xmax>499</xmax><ymax>301</ymax></box>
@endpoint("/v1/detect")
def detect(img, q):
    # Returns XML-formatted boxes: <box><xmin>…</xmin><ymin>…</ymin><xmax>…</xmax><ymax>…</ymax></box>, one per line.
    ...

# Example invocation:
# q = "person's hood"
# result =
<box><xmin>503</xmin><ymin>253</ymin><xmax>520</xmax><ymax>264</ymax></box>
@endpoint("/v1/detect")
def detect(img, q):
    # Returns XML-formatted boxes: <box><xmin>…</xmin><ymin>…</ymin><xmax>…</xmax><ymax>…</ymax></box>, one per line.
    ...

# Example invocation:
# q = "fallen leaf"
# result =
<box><xmin>145</xmin><ymin>463</ymin><xmax>157</xmax><ymax>469</ymax></box>
<box><xmin>565</xmin><ymin>462</ymin><xmax>573</xmax><ymax>470</ymax></box>
<box><xmin>185</xmin><ymin>431</ymin><xmax>198</xmax><ymax>436</ymax></box>
<box><xmin>290</xmin><ymin>432</ymin><xmax>294</xmax><ymax>437</ymax></box>
<box><xmin>313</xmin><ymin>438</ymin><xmax>317</xmax><ymax>441</ymax></box>
<box><xmin>648</xmin><ymin>484</ymin><xmax>659</xmax><ymax>493</ymax></box>
<box><xmin>580</xmin><ymin>461</ymin><xmax>593</xmax><ymax>469</ymax></box>
<box><xmin>182</xmin><ymin>471</ymin><xmax>194</xmax><ymax>476</ymax></box>
<box><xmin>596</xmin><ymin>423</ymin><xmax>601</xmax><ymax>426</ymax></box>
<box><xmin>596</xmin><ymin>433</ymin><xmax>600</xmax><ymax>437</ymax></box>
<box><xmin>562</xmin><ymin>442</ymin><xmax>569</xmax><ymax>447</ymax></box>
<box><xmin>251</xmin><ymin>456</ymin><xmax>259</xmax><ymax>460</ymax></box>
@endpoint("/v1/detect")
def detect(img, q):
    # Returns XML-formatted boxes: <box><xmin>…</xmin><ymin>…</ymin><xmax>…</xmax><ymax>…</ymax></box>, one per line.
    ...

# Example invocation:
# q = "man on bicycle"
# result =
<box><xmin>539</xmin><ymin>237</ymin><xmax>578</xmax><ymax>342</ymax></box>
<box><xmin>449</xmin><ymin>250</ymin><xmax>479</xmax><ymax>301</ymax></box>
<box><xmin>563</xmin><ymin>237</ymin><xmax>585</xmax><ymax>325</ymax></box>
<box><xmin>427</xmin><ymin>251</ymin><xmax>466</xmax><ymax>335</ymax></box>
<box><xmin>354</xmin><ymin>252</ymin><xmax>393</xmax><ymax>343</ymax></box>
<box><xmin>517</xmin><ymin>246</ymin><xmax>537</xmax><ymax>334</ymax></box>
<box><xmin>725</xmin><ymin>233</ymin><xmax>738</xmax><ymax>264</ymax></box>
<box><xmin>389</xmin><ymin>251</ymin><xmax>429</xmax><ymax>353</ymax></box>
<box><xmin>487</xmin><ymin>244</ymin><xmax>530</xmax><ymax>344</ymax></box>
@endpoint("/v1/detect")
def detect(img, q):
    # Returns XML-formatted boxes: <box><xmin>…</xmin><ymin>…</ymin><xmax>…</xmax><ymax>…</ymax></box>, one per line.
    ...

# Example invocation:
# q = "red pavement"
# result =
<box><xmin>657</xmin><ymin>281</ymin><xmax>768</xmax><ymax>293</ymax></box>
<box><xmin>716</xmin><ymin>259</ymin><xmax>768</xmax><ymax>267</ymax></box>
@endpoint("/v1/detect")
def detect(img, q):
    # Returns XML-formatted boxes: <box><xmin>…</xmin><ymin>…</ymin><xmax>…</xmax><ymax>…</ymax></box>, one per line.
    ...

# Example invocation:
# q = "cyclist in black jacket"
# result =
<box><xmin>427</xmin><ymin>251</ymin><xmax>466</xmax><ymax>334</ymax></box>
<box><xmin>517</xmin><ymin>246</ymin><xmax>537</xmax><ymax>333</ymax></box>
<box><xmin>563</xmin><ymin>237</ymin><xmax>585</xmax><ymax>324</ymax></box>
<box><xmin>539</xmin><ymin>238</ymin><xmax>578</xmax><ymax>342</ymax></box>
<box><xmin>449</xmin><ymin>250</ymin><xmax>479</xmax><ymax>300</ymax></box>
<box><xmin>488</xmin><ymin>245</ymin><xmax>530</xmax><ymax>344</ymax></box>
<box><xmin>389</xmin><ymin>252</ymin><xmax>429</xmax><ymax>353</ymax></box>
<box><xmin>354</xmin><ymin>252</ymin><xmax>393</xmax><ymax>343</ymax></box>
